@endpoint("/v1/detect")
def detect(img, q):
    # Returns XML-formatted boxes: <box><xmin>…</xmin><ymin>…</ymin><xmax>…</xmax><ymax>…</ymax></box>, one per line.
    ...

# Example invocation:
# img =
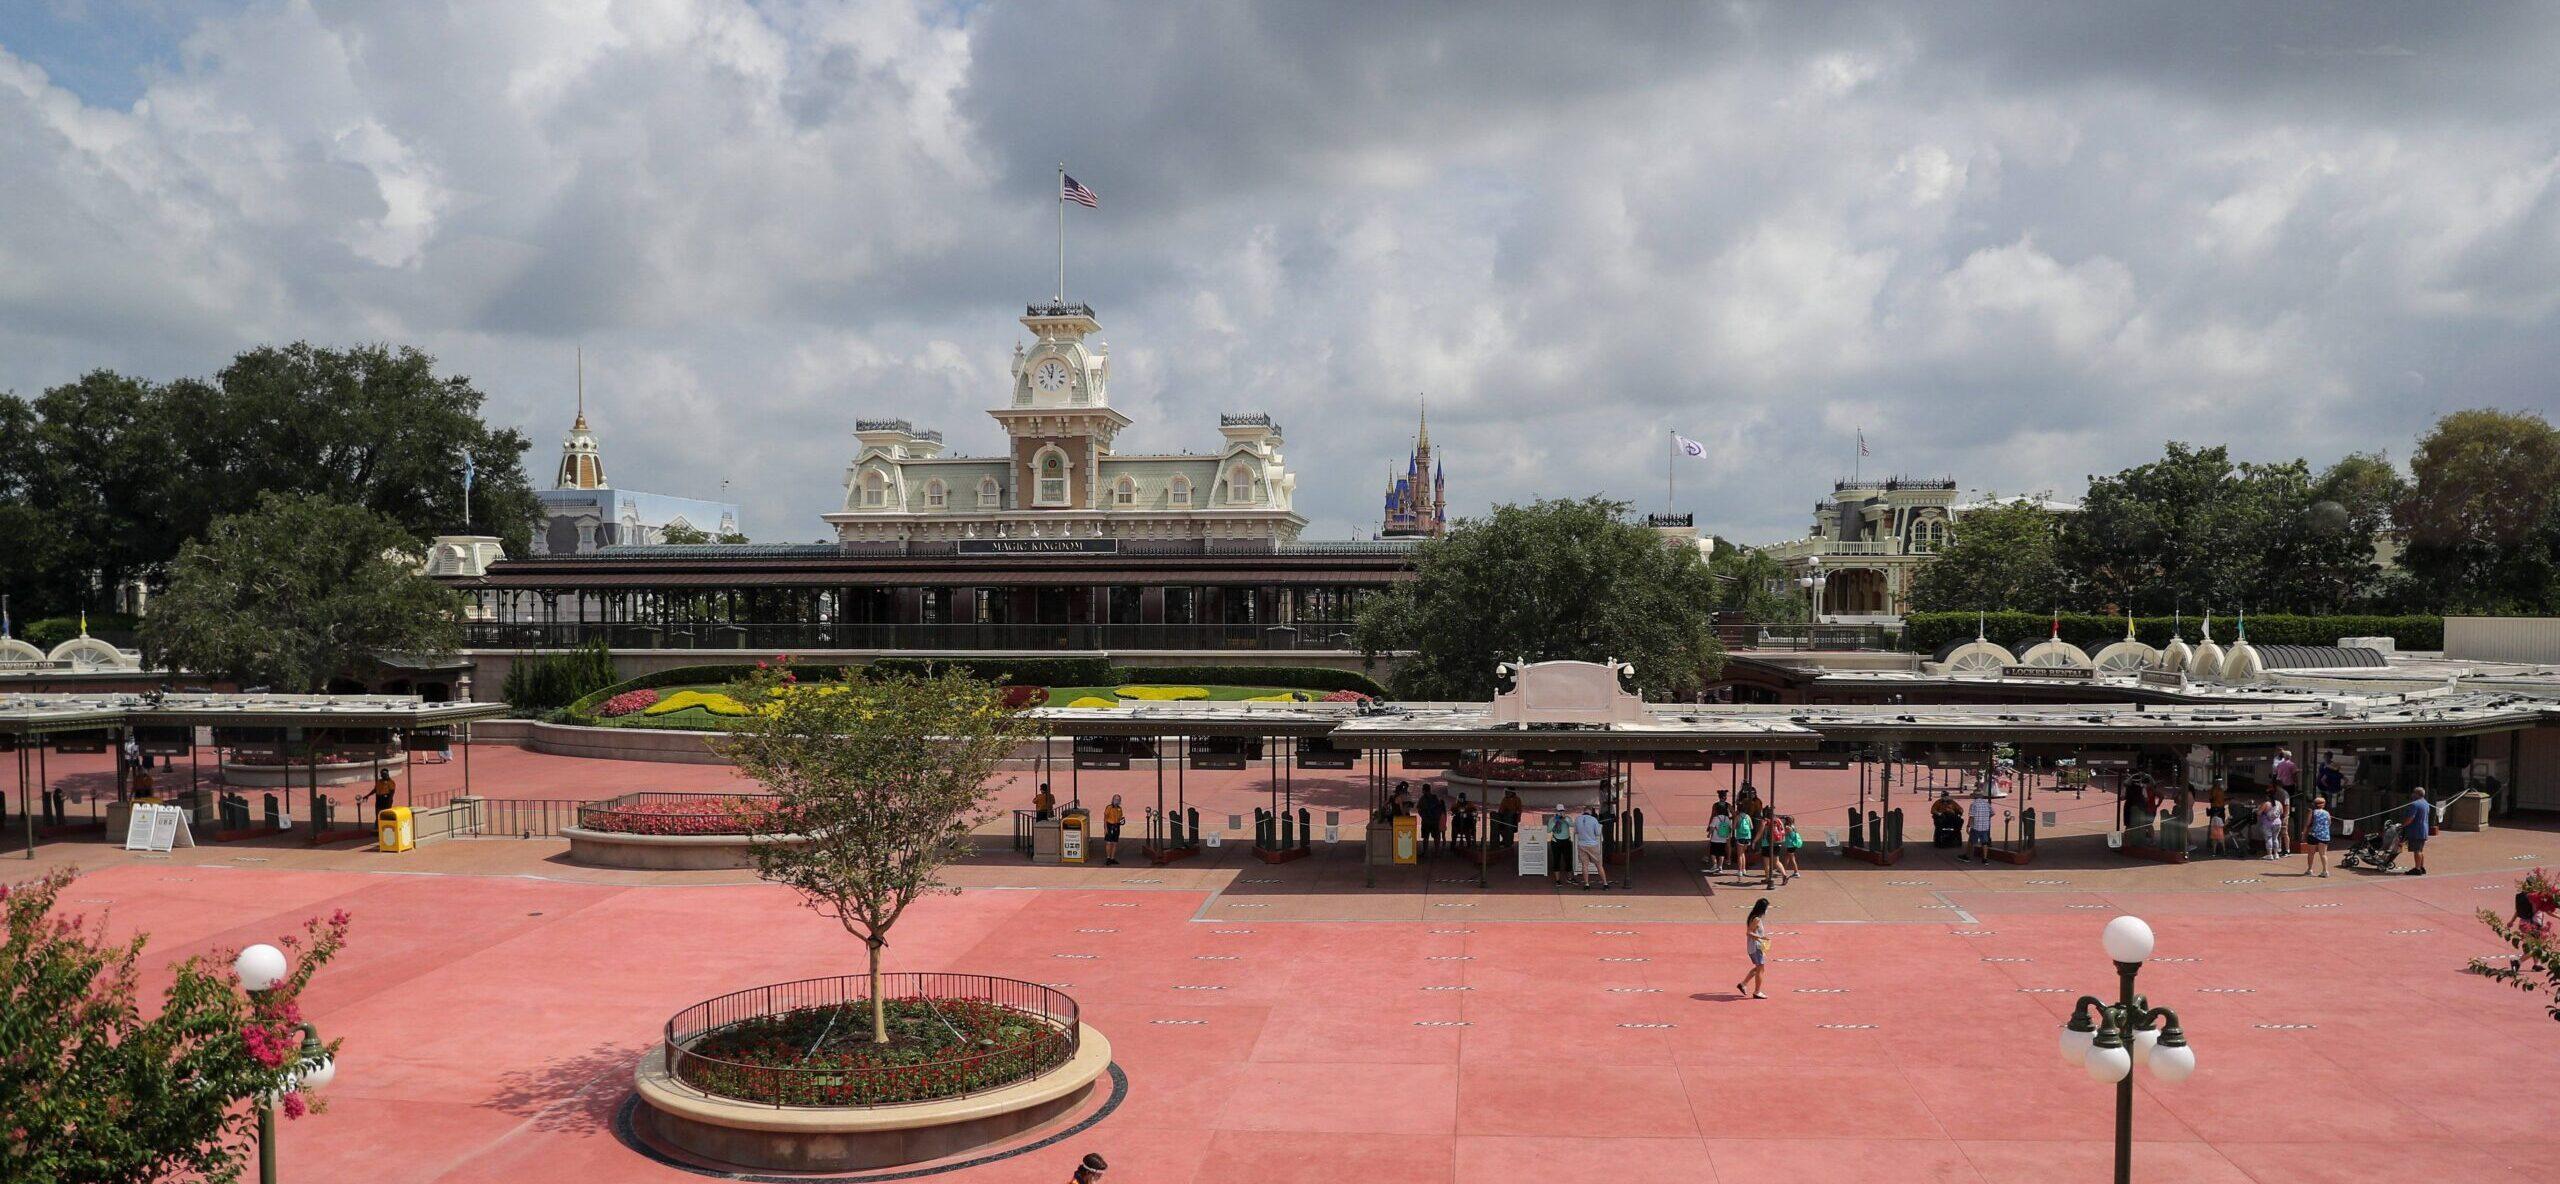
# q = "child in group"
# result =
<box><xmin>2258</xmin><ymin>798</ymin><xmax>2282</xmax><ymax>861</ymax></box>
<box><xmin>1732</xmin><ymin>808</ymin><xmax>1756</xmax><ymax>879</ymax></box>
<box><xmin>2206</xmin><ymin>778</ymin><xmax>2228</xmax><ymax>857</ymax></box>
<box><xmin>1708</xmin><ymin>808</ymin><xmax>1733</xmax><ymax>875</ymax></box>
<box><xmin>1781</xmin><ymin>815</ymin><xmax>1806</xmax><ymax>880</ymax></box>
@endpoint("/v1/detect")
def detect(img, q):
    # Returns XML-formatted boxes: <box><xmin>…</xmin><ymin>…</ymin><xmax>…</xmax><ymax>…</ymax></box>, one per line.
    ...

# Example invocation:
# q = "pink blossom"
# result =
<box><xmin>280</xmin><ymin>1091</ymin><xmax>306</xmax><ymax>1119</ymax></box>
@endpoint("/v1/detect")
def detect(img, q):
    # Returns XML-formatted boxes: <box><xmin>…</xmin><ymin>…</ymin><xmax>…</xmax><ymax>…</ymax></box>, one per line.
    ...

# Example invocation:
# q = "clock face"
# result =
<box><xmin>1033</xmin><ymin>360</ymin><xmax>1070</xmax><ymax>393</ymax></box>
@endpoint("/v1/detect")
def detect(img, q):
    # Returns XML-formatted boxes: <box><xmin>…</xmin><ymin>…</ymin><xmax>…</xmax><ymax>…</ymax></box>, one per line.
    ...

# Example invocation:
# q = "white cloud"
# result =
<box><xmin>3</xmin><ymin>2</ymin><xmax>2558</xmax><ymax>547</ymax></box>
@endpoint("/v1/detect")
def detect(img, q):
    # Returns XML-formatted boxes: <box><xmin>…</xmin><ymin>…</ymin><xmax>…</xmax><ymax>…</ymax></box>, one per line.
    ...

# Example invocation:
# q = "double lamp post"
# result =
<box><xmin>2059</xmin><ymin>915</ymin><xmax>2199</xmax><ymax>1184</ymax></box>
<box><xmin>234</xmin><ymin>943</ymin><xmax>336</xmax><ymax>1184</ymax></box>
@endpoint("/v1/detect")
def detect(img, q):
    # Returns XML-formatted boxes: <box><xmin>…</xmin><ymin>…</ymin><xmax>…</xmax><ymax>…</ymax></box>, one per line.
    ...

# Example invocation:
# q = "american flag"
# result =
<box><xmin>1061</xmin><ymin>173</ymin><xmax>1098</xmax><ymax>208</ymax></box>
<box><xmin>1857</xmin><ymin>430</ymin><xmax>1869</xmax><ymax>457</ymax></box>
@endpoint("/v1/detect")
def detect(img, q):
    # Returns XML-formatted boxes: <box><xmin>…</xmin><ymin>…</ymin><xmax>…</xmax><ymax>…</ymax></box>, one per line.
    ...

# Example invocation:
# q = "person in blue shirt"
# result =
<box><xmin>2301</xmin><ymin>796</ymin><xmax>2332</xmax><ymax>878</ymax></box>
<box><xmin>2401</xmin><ymin>787</ymin><xmax>2432</xmax><ymax>876</ymax></box>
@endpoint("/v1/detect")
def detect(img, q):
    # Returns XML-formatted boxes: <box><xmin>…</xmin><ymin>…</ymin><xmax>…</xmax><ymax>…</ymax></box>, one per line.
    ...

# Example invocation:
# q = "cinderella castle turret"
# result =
<box><xmin>1379</xmin><ymin>403</ymin><xmax>1447</xmax><ymax>538</ymax></box>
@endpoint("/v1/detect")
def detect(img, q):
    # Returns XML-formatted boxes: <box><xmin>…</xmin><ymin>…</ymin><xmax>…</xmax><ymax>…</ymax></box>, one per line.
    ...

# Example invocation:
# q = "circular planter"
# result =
<box><xmin>560</xmin><ymin>826</ymin><xmax>812</xmax><ymax>871</ymax></box>
<box><xmin>635</xmin><ymin>976</ymin><xmax>1109</xmax><ymax>1174</ymax></box>
<box><xmin>1442</xmin><ymin>769</ymin><xmax>1609</xmax><ymax>811</ymax></box>
<box><xmin>218</xmin><ymin>751</ymin><xmax>407</xmax><ymax>788</ymax></box>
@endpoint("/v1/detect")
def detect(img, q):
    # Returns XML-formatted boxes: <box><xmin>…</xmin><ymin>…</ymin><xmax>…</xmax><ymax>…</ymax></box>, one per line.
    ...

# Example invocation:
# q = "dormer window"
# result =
<box><xmin>1911</xmin><ymin>518</ymin><xmax>1949</xmax><ymax>553</ymax></box>
<box><xmin>1226</xmin><ymin>464</ymin><xmax>1256</xmax><ymax>503</ymax></box>
<box><xmin>860</xmin><ymin>470</ymin><xmax>888</xmax><ymax>508</ymax></box>
<box><xmin>979</xmin><ymin>477</ymin><xmax>1002</xmax><ymax>509</ymax></box>
<box><xmin>1169</xmin><ymin>475</ymin><xmax>1192</xmax><ymax>507</ymax></box>
<box><xmin>1114</xmin><ymin>475</ymin><xmax>1137</xmax><ymax>507</ymax></box>
<box><xmin>924</xmin><ymin>479</ymin><xmax>947</xmax><ymax>509</ymax></box>
<box><xmin>1034</xmin><ymin>447</ymin><xmax>1070</xmax><ymax>506</ymax></box>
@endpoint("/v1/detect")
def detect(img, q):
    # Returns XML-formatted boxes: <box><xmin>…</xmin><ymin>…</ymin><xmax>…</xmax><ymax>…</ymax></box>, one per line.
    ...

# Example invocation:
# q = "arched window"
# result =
<box><xmin>1034</xmin><ymin>448</ymin><xmax>1069</xmax><ymax>506</ymax></box>
<box><xmin>1169</xmin><ymin>475</ymin><xmax>1192</xmax><ymax>507</ymax></box>
<box><xmin>1226</xmin><ymin>464</ymin><xmax>1255</xmax><ymax>503</ymax></box>
<box><xmin>860</xmin><ymin>470</ymin><xmax>888</xmax><ymax>508</ymax></box>
<box><xmin>1113</xmin><ymin>475</ymin><xmax>1137</xmax><ymax>506</ymax></box>
<box><xmin>1911</xmin><ymin>518</ymin><xmax>1948</xmax><ymax>554</ymax></box>
<box><xmin>978</xmin><ymin>476</ymin><xmax>1001</xmax><ymax>508</ymax></box>
<box><xmin>924</xmin><ymin>479</ymin><xmax>947</xmax><ymax>508</ymax></box>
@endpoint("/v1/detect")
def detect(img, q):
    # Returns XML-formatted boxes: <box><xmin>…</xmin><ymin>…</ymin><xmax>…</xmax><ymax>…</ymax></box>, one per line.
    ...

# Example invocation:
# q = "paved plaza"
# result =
<box><xmin>14</xmin><ymin>745</ymin><xmax>2560</xmax><ymax>1183</ymax></box>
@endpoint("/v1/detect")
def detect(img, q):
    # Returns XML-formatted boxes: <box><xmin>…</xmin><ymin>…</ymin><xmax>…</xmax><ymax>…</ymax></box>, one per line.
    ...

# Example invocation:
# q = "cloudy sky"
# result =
<box><xmin>6</xmin><ymin>2</ymin><xmax>2558</xmax><ymax>544</ymax></box>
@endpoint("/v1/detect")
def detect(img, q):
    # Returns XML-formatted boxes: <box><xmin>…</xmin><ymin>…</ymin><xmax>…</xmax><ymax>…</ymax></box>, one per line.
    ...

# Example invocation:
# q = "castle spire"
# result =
<box><xmin>1416</xmin><ymin>398</ymin><xmax>1429</xmax><ymax>454</ymax></box>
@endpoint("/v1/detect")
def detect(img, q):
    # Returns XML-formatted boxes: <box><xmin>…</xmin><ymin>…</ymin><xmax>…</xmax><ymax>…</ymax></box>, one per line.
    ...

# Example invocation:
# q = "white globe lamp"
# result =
<box><xmin>234</xmin><ymin>944</ymin><xmax>288</xmax><ymax>993</ymax></box>
<box><xmin>2147</xmin><ymin>1039</ymin><xmax>2196</xmax><ymax>1084</ymax></box>
<box><xmin>297</xmin><ymin>1055</ymin><xmax>336</xmax><ymax>1091</ymax></box>
<box><xmin>2058</xmin><ymin>1023</ymin><xmax>2094</xmax><ymax>1068</ymax></box>
<box><xmin>2101</xmin><ymin>915</ymin><xmax>2154</xmax><ymax>964</ymax></box>
<box><xmin>2084</xmin><ymin>1039</ymin><xmax>2133</xmax><ymax>1083</ymax></box>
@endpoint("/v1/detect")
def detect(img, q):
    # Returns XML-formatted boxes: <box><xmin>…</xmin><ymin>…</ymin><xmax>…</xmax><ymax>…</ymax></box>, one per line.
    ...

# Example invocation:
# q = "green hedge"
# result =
<box><xmin>1902</xmin><ymin>612</ymin><xmax>2443</xmax><ymax>655</ymax></box>
<box><xmin>501</xmin><ymin>644</ymin><xmax>620</xmax><ymax>715</ymax></box>
<box><xmin>22</xmin><ymin>614</ymin><xmax>141</xmax><ymax>651</ymax></box>
<box><xmin>1112</xmin><ymin>664</ymin><xmax>1387</xmax><ymax>696</ymax></box>
<box><xmin>865</xmin><ymin>656</ymin><xmax>1115</xmax><ymax>686</ymax></box>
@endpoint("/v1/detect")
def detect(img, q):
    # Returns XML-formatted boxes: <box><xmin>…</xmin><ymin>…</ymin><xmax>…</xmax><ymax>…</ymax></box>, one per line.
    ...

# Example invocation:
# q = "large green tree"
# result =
<box><xmin>143</xmin><ymin>493</ymin><xmax>465</xmax><ymax>691</ymax></box>
<box><xmin>1355</xmin><ymin>497</ymin><xmax>1727</xmax><ymax>701</ymax></box>
<box><xmin>0</xmin><ymin>343</ymin><xmax>539</xmax><ymax>618</ymax></box>
<box><xmin>1704</xmin><ymin>545</ymin><xmax>1805</xmax><ymax>623</ymax></box>
<box><xmin>1909</xmin><ymin>501</ymin><xmax>2073</xmax><ymax>612</ymax></box>
<box><xmin>2061</xmin><ymin>443</ymin><xmax>2383</xmax><ymax>615</ymax></box>
<box><xmin>2396</xmin><ymin>409</ymin><xmax>2560</xmax><ymax>612</ymax></box>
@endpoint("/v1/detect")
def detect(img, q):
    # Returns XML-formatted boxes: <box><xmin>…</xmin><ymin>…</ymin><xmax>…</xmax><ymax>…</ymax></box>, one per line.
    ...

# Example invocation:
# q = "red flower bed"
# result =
<box><xmin>677</xmin><ymin>996</ymin><xmax>1074</xmax><ymax>1106</ymax></box>
<box><xmin>1451</xmin><ymin>757</ymin><xmax>1606</xmax><ymax>783</ymax></box>
<box><xmin>998</xmin><ymin>684</ymin><xmax>1048</xmax><ymax>710</ymax></box>
<box><xmin>1320</xmin><ymin>689</ymin><xmax>1372</xmax><ymax>702</ymax></box>
<box><xmin>598</xmin><ymin>688</ymin><xmax>662</xmax><ymax>717</ymax></box>
<box><xmin>578</xmin><ymin>795</ymin><xmax>778</xmax><ymax>836</ymax></box>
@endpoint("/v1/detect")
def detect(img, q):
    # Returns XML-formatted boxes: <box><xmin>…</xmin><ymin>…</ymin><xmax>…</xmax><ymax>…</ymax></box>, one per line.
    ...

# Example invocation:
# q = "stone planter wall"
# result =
<box><xmin>632</xmin><ymin>1025</ymin><xmax>1111</xmax><ymax>1173</ymax></box>
<box><xmin>560</xmin><ymin>825</ymin><xmax>813</xmax><ymax>871</ymax></box>
<box><xmin>217</xmin><ymin>752</ymin><xmax>408</xmax><ymax>788</ymax></box>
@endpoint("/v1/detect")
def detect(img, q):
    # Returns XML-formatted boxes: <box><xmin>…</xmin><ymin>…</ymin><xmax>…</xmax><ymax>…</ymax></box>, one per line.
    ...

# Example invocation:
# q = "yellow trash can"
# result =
<box><xmin>377</xmin><ymin>806</ymin><xmax>415</xmax><ymax>853</ymax></box>
<box><xmin>1058</xmin><ymin>807</ymin><xmax>1090</xmax><ymax>864</ymax></box>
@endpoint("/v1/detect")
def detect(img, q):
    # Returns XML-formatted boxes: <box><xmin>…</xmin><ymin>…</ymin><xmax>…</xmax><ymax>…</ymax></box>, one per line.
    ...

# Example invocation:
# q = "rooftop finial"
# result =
<box><xmin>1976</xmin><ymin>611</ymin><xmax>1986</xmax><ymax>642</ymax></box>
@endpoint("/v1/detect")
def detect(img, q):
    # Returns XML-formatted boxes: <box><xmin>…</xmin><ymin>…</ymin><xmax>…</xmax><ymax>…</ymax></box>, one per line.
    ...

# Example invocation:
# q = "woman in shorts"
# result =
<box><xmin>1735</xmin><ymin>897</ymin><xmax>1772</xmax><ymax>999</ymax></box>
<box><xmin>1102</xmin><ymin>795</ymin><xmax>1126</xmax><ymax>866</ymax></box>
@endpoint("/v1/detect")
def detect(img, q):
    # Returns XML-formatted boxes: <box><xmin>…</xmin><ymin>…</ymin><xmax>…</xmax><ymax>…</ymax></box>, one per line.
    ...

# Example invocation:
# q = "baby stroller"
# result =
<box><xmin>2338</xmin><ymin>819</ymin><xmax>2404</xmax><ymax>872</ymax></box>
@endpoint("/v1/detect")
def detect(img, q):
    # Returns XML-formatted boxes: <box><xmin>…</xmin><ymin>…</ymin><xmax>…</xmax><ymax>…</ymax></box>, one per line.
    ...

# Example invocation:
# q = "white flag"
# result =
<box><xmin>1672</xmin><ymin>433</ymin><xmax>1707</xmax><ymax>458</ymax></box>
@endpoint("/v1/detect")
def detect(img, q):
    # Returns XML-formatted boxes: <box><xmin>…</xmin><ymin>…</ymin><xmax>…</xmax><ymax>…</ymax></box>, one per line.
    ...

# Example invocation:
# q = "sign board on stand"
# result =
<box><xmin>1516</xmin><ymin>832</ymin><xmax>1550</xmax><ymax>876</ymax></box>
<box><xmin>122</xmin><ymin>803</ymin><xmax>196</xmax><ymax>853</ymax></box>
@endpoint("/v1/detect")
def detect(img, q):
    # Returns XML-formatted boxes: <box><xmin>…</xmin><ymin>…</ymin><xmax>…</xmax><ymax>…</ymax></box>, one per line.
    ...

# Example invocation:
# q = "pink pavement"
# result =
<box><xmin>38</xmin><ymin>846</ymin><xmax>2560</xmax><ymax>1183</ymax></box>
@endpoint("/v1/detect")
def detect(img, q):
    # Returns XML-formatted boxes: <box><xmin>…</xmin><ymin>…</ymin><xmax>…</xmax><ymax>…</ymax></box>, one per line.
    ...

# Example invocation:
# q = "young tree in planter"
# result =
<box><xmin>720</xmin><ymin>668</ymin><xmax>1034</xmax><ymax>1044</ymax></box>
<box><xmin>0</xmin><ymin>869</ymin><xmax>348</xmax><ymax>1183</ymax></box>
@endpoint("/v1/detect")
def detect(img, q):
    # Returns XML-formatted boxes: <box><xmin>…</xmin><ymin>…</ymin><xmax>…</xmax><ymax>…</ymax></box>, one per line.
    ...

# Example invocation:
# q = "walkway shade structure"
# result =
<box><xmin>2</xmin><ymin>693</ymin><xmax>510</xmax><ymax>857</ymax></box>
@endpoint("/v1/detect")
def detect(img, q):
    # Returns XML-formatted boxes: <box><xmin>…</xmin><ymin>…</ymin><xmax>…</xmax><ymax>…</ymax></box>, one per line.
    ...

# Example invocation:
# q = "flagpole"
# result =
<box><xmin>1854</xmin><ymin>428</ymin><xmax>1862</xmax><ymax>484</ymax></box>
<box><xmin>1666</xmin><ymin>430</ymin><xmax>1674</xmax><ymax>515</ymax></box>
<box><xmin>1056</xmin><ymin>163</ymin><xmax>1067</xmax><ymax>303</ymax></box>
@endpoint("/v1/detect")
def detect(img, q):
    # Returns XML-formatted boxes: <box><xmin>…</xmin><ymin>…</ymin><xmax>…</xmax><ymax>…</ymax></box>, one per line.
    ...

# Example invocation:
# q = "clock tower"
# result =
<box><xmin>991</xmin><ymin>302</ymin><xmax>1130</xmax><ymax>510</ymax></box>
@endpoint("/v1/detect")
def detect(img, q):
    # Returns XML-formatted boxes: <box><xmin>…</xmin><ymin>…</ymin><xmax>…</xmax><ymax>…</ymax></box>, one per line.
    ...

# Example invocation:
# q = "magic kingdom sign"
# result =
<box><xmin>956</xmin><ymin>538</ymin><xmax>1119</xmax><ymax>557</ymax></box>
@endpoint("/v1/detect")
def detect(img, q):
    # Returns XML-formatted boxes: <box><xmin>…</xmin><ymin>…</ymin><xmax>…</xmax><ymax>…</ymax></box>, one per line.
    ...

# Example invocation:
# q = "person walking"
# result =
<box><xmin>1961</xmin><ymin>790</ymin><xmax>1994</xmax><ymax>864</ymax></box>
<box><xmin>1735</xmin><ymin>897</ymin><xmax>1772</xmax><ymax>999</ymax></box>
<box><xmin>1708</xmin><ymin>807</ymin><xmax>1733</xmax><ymax>876</ymax></box>
<box><xmin>1760</xmin><ymin>813</ymin><xmax>1789</xmax><ymax>887</ymax></box>
<box><xmin>1452</xmin><ymin>795</ymin><xmax>1478</xmax><ymax>851</ymax></box>
<box><xmin>1101</xmin><ymin>795</ymin><xmax>1126</xmax><ymax>865</ymax></box>
<box><xmin>2301</xmin><ymin>796</ymin><xmax>2332</xmax><ymax>877</ymax></box>
<box><xmin>2268</xmin><ymin>790</ymin><xmax>2290</xmax><ymax>858</ymax></box>
<box><xmin>1498</xmin><ymin>788</ymin><xmax>1524</xmax><ymax>848</ymax></box>
<box><xmin>1419</xmin><ymin>787</ymin><xmax>1447</xmax><ymax>855</ymax></box>
<box><xmin>1732</xmin><ymin>807</ymin><xmax>1756</xmax><ymax>879</ymax></box>
<box><xmin>1781</xmin><ymin>814</ymin><xmax>1806</xmax><ymax>880</ymax></box>
<box><xmin>2256</xmin><ymin>798</ymin><xmax>2280</xmax><ymax>861</ymax></box>
<box><xmin>1571</xmin><ymin>804</ymin><xmax>1610</xmax><ymax>889</ymax></box>
<box><xmin>2401</xmin><ymin>786</ymin><xmax>2432</xmax><ymax>876</ymax></box>
<box><xmin>2206</xmin><ymin>776</ymin><xmax>2229</xmax><ymax>857</ymax></box>
<box><xmin>1071</xmin><ymin>1151</ymin><xmax>1109</xmax><ymax>1182</ymax></box>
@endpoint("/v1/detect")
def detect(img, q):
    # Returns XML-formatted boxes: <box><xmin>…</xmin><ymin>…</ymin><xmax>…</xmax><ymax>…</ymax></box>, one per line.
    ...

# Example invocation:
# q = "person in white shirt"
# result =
<box><xmin>1961</xmin><ymin>791</ymin><xmax>1995</xmax><ymax>864</ymax></box>
<box><xmin>1571</xmin><ymin>805</ymin><xmax>1609</xmax><ymax>889</ymax></box>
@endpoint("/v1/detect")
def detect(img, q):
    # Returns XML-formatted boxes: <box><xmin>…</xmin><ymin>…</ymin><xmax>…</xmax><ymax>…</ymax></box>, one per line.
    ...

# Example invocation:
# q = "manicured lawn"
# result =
<box><xmin>586</xmin><ymin>682</ymin><xmax>1324</xmax><ymax>726</ymax></box>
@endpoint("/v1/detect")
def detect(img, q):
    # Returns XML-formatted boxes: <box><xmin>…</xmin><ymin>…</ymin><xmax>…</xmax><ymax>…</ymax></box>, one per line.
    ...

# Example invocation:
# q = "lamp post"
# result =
<box><xmin>1798</xmin><ymin>557</ymin><xmax>1828</xmax><ymax>628</ymax></box>
<box><xmin>2059</xmin><ymin>916</ymin><xmax>2196</xmax><ymax>1184</ymax></box>
<box><xmin>235</xmin><ymin>943</ymin><xmax>335</xmax><ymax>1184</ymax></box>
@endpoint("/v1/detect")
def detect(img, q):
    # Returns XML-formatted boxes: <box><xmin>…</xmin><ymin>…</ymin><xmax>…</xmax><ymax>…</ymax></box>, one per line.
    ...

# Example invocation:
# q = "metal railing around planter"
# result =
<box><xmin>665</xmin><ymin>973</ymin><xmax>1080</xmax><ymax>1108</ymax></box>
<box><xmin>468</xmin><ymin>797</ymin><xmax>588</xmax><ymax>838</ymax></box>
<box><xmin>575</xmin><ymin>791</ymin><xmax>779</xmax><ymax>836</ymax></box>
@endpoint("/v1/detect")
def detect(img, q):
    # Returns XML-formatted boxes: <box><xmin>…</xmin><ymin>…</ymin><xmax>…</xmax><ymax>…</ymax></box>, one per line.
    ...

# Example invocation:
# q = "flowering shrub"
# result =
<box><xmin>1452</xmin><ymin>757</ymin><xmax>1607</xmax><ymax>783</ymax></box>
<box><xmin>598</xmin><ymin>688</ymin><xmax>661</xmax><ymax>717</ymax></box>
<box><xmin>579</xmin><ymin>794</ymin><xmax>779</xmax><ymax>836</ymax></box>
<box><xmin>1114</xmin><ymin>685</ymin><xmax>1209</xmax><ymax>701</ymax></box>
<box><xmin>1321</xmin><ymin>689</ymin><xmax>1373</xmax><ymax>703</ymax></box>
<box><xmin>677</xmin><ymin>996</ymin><xmax>1074</xmax><ymax>1106</ymax></box>
<box><xmin>2477</xmin><ymin>866</ymin><xmax>2560</xmax><ymax>1021</ymax></box>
